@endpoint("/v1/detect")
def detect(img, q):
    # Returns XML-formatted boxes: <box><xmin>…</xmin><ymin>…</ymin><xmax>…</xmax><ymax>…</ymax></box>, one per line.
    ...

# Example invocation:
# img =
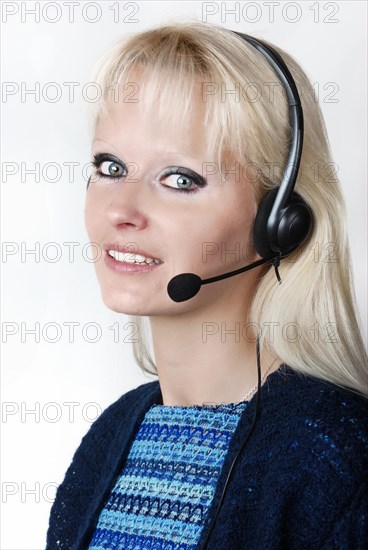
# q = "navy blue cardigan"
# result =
<box><xmin>46</xmin><ymin>364</ymin><xmax>368</xmax><ymax>549</ymax></box>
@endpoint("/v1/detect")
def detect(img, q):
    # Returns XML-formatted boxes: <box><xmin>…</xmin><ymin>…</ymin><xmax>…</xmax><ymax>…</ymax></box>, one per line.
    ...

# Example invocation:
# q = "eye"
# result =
<box><xmin>161</xmin><ymin>166</ymin><xmax>207</xmax><ymax>194</ymax></box>
<box><xmin>91</xmin><ymin>153</ymin><xmax>127</xmax><ymax>180</ymax></box>
<box><xmin>99</xmin><ymin>160</ymin><xmax>126</xmax><ymax>178</ymax></box>
<box><xmin>164</xmin><ymin>174</ymin><xmax>195</xmax><ymax>191</ymax></box>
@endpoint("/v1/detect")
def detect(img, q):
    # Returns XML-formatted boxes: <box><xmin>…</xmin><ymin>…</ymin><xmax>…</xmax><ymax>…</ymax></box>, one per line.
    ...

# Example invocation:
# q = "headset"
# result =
<box><xmin>197</xmin><ymin>30</ymin><xmax>313</xmax><ymax>549</ymax></box>
<box><xmin>235</xmin><ymin>32</ymin><xmax>313</xmax><ymax>260</ymax></box>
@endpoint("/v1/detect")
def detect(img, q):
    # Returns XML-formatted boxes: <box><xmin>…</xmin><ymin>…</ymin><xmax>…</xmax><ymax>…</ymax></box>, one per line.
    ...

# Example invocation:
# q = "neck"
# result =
<box><xmin>148</xmin><ymin>285</ymin><xmax>281</xmax><ymax>407</ymax></box>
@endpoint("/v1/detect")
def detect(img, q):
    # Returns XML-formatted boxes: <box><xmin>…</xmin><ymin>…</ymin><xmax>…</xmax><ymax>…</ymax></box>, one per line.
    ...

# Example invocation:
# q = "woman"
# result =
<box><xmin>46</xmin><ymin>21</ymin><xmax>368</xmax><ymax>549</ymax></box>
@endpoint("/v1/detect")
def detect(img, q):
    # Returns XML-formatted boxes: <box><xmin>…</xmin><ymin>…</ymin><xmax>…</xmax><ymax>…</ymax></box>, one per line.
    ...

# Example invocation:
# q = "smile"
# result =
<box><xmin>107</xmin><ymin>250</ymin><xmax>161</xmax><ymax>265</ymax></box>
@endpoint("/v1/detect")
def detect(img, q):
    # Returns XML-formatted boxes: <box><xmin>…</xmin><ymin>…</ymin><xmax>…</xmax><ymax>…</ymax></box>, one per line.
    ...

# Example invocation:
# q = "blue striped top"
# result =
<box><xmin>87</xmin><ymin>399</ymin><xmax>249</xmax><ymax>549</ymax></box>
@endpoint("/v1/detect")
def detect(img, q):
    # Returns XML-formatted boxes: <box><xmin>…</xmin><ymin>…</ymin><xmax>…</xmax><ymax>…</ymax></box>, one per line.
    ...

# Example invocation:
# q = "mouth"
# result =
<box><xmin>103</xmin><ymin>243</ymin><xmax>163</xmax><ymax>265</ymax></box>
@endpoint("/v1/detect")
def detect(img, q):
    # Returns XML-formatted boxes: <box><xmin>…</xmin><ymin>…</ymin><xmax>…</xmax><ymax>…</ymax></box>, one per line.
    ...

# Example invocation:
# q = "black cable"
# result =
<box><xmin>199</xmin><ymin>335</ymin><xmax>263</xmax><ymax>549</ymax></box>
<box><xmin>272</xmin><ymin>251</ymin><xmax>283</xmax><ymax>284</ymax></box>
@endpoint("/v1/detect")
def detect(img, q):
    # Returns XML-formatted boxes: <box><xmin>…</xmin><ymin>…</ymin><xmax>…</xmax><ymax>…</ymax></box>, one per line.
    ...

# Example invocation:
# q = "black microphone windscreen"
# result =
<box><xmin>167</xmin><ymin>273</ymin><xmax>202</xmax><ymax>302</ymax></box>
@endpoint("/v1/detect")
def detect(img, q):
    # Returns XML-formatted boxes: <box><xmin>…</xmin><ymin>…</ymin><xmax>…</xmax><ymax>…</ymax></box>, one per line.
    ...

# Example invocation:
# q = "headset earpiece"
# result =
<box><xmin>232</xmin><ymin>31</ymin><xmax>313</xmax><ymax>263</ymax></box>
<box><xmin>253</xmin><ymin>187</ymin><xmax>313</xmax><ymax>258</ymax></box>
<box><xmin>253</xmin><ymin>188</ymin><xmax>279</xmax><ymax>258</ymax></box>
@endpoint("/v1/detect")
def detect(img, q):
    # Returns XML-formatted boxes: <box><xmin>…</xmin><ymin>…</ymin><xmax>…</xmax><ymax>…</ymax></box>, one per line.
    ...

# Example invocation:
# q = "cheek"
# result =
<box><xmin>198</xmin><ymin>200</ymin><xmax>255</xmax><ymax>266</ymax></box>
<box><xmin>84</xmin><ymin>199</ymin><xmax>108</xmax><ymax>264</ymax></box>
<box><xmin>84</xmin><ymin>193</ymin><xmax>100</xmax><ymax>238</ymax></box>
<box><xmin>201</xmin><ymin>206</ymin><xmax>253</xmax><ymax>247</ymax></box>
<box><xmin>176</xmin><ymin>214</ymin><xmax>246</xmax><ymax>271</ymax></box>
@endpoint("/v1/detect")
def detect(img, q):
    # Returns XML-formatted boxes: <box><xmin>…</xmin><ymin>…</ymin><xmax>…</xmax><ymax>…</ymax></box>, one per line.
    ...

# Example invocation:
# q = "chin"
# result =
<box><xmin>101</xmin><ymin>294</ymin><xmax>138</xmax><ymax>315</ymax></box>
<box><xmin>99</xmin><ymin>288</ymin><xmax>149</xmax><ymax>316</ymax></box>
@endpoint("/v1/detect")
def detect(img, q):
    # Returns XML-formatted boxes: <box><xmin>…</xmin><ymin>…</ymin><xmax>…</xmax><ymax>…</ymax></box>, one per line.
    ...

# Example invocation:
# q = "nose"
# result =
<box><xmin>105</xmin><ymin>167</ymin><xmax>149</xmax><ymax>231</ymax></box>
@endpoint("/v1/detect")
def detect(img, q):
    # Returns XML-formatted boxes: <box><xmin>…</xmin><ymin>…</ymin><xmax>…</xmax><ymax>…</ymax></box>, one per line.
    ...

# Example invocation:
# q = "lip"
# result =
<box><xmin>104</xmin><ymin>250</ymin><xmax>163</xmax><ymax>273</ymax></box>
<box><xmin>103</xmin><ymin>242</ymin><xmax>163</xmax><ymax>275</ymax></box>
<box><xmin>103</xmin><ymin>242</ymin><xmax>162</xmax><ymax>262</ymax></box>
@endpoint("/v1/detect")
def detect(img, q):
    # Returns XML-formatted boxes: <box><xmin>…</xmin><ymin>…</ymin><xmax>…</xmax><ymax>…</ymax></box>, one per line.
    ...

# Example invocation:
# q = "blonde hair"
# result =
<box><xmin>86</xmin><ymin>19</ymin><xmax>368</xmax><ymax>398</ymax></box>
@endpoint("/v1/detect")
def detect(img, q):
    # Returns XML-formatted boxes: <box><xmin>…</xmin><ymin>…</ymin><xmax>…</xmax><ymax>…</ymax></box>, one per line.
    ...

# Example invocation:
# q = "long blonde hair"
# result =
<box><xmin>86</xmin><ymin>19</ymin><xmax>368</xmax><ymax>398</ymax></box>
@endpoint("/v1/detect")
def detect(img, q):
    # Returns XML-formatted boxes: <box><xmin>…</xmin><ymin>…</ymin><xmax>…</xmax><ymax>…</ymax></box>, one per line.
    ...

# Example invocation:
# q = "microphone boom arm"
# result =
<box><xmin>201</xmin><ymin>255</ymin><xmax>279</xmax><ymax>285</ymax></box>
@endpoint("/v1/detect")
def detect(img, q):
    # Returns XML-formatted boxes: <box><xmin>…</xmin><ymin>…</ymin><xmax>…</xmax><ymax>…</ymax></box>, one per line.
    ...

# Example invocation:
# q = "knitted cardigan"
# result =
<box><xmin>46</xmin><ymin>364</ymin><xmax>368</xmax><ymax>549</ymax></box>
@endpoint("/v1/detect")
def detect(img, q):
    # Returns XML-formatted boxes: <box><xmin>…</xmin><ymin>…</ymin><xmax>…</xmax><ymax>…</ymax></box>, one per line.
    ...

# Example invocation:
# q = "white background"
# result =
<box><xmin>1</xmin><ymin>1</ymin><xmax>367</xmax><ymax>548</ymax></box>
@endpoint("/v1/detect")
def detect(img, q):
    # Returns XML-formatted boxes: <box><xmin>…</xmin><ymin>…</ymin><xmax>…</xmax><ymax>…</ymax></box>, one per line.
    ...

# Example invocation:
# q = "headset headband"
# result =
<box><xmin>232</xmin><ymin>31</ymin><xmax>305</xmax><ymax>254</ymax></box>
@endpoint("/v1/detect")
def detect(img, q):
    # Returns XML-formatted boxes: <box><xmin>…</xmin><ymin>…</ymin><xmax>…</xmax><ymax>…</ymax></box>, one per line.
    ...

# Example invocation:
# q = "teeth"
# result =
<box><xmin>108</xmin><ymin>250</ymin><xmax>161</xmax><ymax>264</ymax></box>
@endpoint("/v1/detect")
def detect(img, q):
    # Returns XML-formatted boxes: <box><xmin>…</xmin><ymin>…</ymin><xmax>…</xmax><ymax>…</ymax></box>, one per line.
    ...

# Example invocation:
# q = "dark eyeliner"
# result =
<box><xmin>91</xmin><ymin>153</ymin><xmax>128</xmax><ymax>179</ymax></box>
<box><xmin>161</xmin><ymin>166</ymin><xmax>207</xmax><ymax>194</ymax></box>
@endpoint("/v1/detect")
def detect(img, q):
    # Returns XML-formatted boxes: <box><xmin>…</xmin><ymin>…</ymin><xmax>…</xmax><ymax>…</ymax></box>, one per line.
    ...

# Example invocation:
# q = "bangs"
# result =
<box><xmin>86</xmin><ymin>21</ymin><xmax>290</xmax><ymax>190</ymax></box>
<box><xmin>113</xmin><ymin>63</ymin><xmax>220</xmax><ymax>163</ymax></box>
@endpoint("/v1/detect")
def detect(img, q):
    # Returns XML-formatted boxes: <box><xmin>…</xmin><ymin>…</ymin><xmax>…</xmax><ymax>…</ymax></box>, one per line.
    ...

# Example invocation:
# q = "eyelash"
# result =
<box><xmin>91</xmin><ymin>153</ymin><xmax>206</xmax><ymax>195</ymax></box>
<box><xmin>91</xmin><ymin>154</ymin><xmax>128</xmax><ymax>181</ymax></box>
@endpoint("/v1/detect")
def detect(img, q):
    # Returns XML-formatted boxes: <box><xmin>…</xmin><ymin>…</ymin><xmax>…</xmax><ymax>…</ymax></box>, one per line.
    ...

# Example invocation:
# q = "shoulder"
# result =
<box><xmin>254</xmin><ymin>368</ymin><xmax>368</xmax><ymax>544</ymax></box>
<box><xmin>292</xmin><ymin>378</ymin><xmax>368</xmax><ymax>478</ymax></box>
<box><xmin>83</xmin><ymin>379</ymin><xmax>160</xmax><ymax>440</ymax></box>
<box><xmin>281</xmin><ymin>369</ymin><xmax>368</xmax><ymax>451</ymax></box>
<box><xmin>53</xmin><ymin>379</ymin><xmax>160</xmax><ymax>477</ymax></box>
<box><xmin>258</xmin><ymin>366</ymin><xmax>368</xmax><ymax>497</ymax></box>
<box><xmin>265</xmin><ymin>365</ymin><xmax>368</xmax><ymax>446</ymax></box>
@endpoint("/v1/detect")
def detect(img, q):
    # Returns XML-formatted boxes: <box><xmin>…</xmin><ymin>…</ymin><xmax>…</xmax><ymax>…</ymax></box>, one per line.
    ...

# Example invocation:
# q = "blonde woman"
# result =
<box><xmin>46</xmin><ymin>21</ymin><xmax>368</xmax><ymax>550</ymax></box>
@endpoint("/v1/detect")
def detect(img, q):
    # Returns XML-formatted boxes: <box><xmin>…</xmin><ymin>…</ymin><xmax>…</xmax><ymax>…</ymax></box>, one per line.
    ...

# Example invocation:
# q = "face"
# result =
<box><xmin>84</xmin><ymin>79</ymin><xmax>262</xmax><ymax>316</ymax></box>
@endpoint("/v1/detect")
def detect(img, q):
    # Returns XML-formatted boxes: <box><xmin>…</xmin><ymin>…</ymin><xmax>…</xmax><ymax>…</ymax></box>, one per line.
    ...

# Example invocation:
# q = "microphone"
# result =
<box><xmin>167</xmin><ymin>254</ymin><xmax>282</xmax><ymax>302</ymax></box>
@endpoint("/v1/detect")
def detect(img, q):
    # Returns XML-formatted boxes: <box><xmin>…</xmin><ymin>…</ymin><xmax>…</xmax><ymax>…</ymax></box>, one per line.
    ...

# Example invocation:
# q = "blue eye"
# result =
<box><xmin>161</xmin><ymin>166</ymin><xmax>207</xmax><ymax>195</ymax></box>
<box><xmin>91</xmin><ymin>153</ymin><xmax>127</xmax><ymax>180</ymax></box>
<box><xmin>99</xmin><ymin>160</ymin><xmax>126</xmax><ymax>177</ymax></box>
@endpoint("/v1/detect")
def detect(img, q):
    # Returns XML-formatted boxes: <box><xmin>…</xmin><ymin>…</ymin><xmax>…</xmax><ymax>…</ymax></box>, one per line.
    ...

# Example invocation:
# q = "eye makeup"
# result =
<box><xmin>159</xmin><ymin>166</ymin><xmax>207</xmax><ymax>194</ymax></box>
<box><xmin>90</xmin><ymin>152</ymin><xmax>208</xmax><ymax>195</ymax></box>
<box><xmin>92</xmin><ymin>153</ymin><xmax>128</xmax><ymax>179</ymax></box>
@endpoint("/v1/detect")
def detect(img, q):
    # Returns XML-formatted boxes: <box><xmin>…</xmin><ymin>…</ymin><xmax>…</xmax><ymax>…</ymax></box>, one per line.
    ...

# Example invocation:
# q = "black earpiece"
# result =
<box><xmin>253</xmin><ymin>187</ymin><xmax>313</xmax><ymax>258</ymax></box>
<box><xmin>233</xmin><ymin>31</ymin><xmax>313</xmax><ymax>260</ymax></box>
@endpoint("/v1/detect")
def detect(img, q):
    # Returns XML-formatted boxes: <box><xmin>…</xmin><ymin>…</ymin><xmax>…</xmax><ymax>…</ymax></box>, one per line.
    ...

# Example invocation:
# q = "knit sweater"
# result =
<box><xmin>87</xmin><ymin>399</ymin><xmax>248</xmax><ymax>549</ymax></box>
<box><xmin>46</xmin><ymin>364</ymin><xmax>368</xmax><ymax>549</ymax></box>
